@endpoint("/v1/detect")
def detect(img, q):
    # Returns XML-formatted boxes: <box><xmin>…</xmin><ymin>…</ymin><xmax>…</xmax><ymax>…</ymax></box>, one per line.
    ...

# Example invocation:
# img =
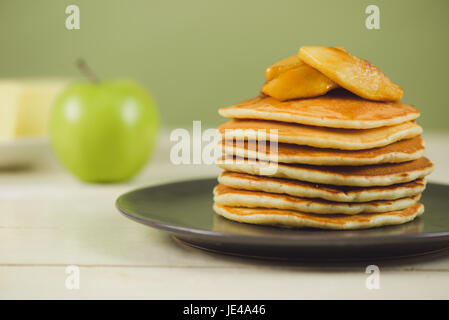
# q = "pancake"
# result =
<box><xmin>221</xmin><ymin>135</ymin><xmax>425</xmax><ymax>166</ymax></box>
<box><xmin>218</xmin><ymin>119</ymin><xmax>422</xmax><ymax>150</ymax></box>
<box><xmin>213</xmin><ymin>202</ymin><xmax>424</xmax><ymax>230</ymax></box>
<box><xmin>218</xmin><ymin>171</ymin><xmax>427</xmax><ymax>202</ymax></box>
<box><xmin>216</xmin><ymin>156</ymin><xmax>434</xmax><ymax>186</ymax></box>
<box><xmin>212</xmin><ymin>211</ymin><xmax>424</xmax><ymax>236</ymax></box>
<box><xmin>218</xmin><ymin>90</ymin><xmax>420</xmax><ymax>129</ymax></box>
<box><xmin>213</xmin><ymin>184</ymin><xmax>421</xmax><ymax>215</ymax></box>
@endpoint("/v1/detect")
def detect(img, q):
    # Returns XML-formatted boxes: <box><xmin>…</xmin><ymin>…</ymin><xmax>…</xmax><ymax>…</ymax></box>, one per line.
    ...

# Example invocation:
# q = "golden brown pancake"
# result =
<box><xmin>218</xmin><ymin>119</ymin><xmax>422</xmax><ymax>150</ymax></box>
<box><xmin>221</xmin><ymin>135</ymin><xmax>425</xmax><ymax>166</ymax></box>
<box><xmin>218</xmin><ymin>171</ymin><xmax>427</xmax><ymax>202</ymax></box>
<box><xmin>213</xmin><ymin>202</ymin><xmax>424</xmax><ymax>230</ymax></box>
<box><xmin>217</xmin><ymin>156</ymin><xmax>434</xmax><ymax>186</ymax></box>
<box><xmin>213</xmin><ymin>212</ymin><xmax>424</xmax><ymax>236</ymax></box>
<box><xmin>218</xmin><ymin>90</ymin><xmax>420</xmax><ymax>129</ymax></box>
<box><xmin>213</xmin><ymin>184</ymin><xmax>421</xmax><ymax>215</ymax></box>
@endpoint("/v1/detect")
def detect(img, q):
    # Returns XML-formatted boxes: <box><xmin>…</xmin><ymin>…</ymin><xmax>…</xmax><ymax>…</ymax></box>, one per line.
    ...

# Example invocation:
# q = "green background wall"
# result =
<box><xmin>1</xmin><ymin>0</ymin><xmax>448</xmax><ymax>130</ymax></box>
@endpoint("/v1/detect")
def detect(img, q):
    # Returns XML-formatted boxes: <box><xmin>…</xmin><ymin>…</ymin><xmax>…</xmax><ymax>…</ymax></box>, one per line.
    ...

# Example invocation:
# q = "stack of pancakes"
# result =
<box><xmin>213</xmin><ymin>83</ymin><xmax>434</xmax><ymax>229</ymax></box>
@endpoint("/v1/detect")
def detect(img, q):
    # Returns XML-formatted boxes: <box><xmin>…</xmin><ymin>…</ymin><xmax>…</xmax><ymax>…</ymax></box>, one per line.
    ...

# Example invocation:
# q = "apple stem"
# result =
<box><xmin>76</xmin><ymin>58</ymin><xmax>100</xmax><ymax>83</ymax></box>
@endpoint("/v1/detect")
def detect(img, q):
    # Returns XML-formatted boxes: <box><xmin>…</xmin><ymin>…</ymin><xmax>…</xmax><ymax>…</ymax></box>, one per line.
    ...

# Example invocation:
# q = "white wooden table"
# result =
<box><xmin>1</xmin><ymin>132</ymin><xmax>449</xmax><ymax>299</ymax></box>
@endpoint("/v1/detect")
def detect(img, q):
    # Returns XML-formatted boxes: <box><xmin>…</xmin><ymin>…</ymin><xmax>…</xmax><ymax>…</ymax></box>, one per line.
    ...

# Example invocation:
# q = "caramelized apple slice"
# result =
<box><xmin>265</xmin><ymin>56</ymin><xmax>303</xmax><ymax>81</ymax></box>
<box><xmin>262</xmin><ymin>64</ymin><xmax>338</xmax><ymax>100</ymax></box>
<box><xmin>298</xmin><ymin>46</ymin><xmax>403</xmax><ymax>101</ymax></box>
<box><xmin>265</xmin><ymin>48</ymin><xmax>346</xmax><ymax>82</ymax></box>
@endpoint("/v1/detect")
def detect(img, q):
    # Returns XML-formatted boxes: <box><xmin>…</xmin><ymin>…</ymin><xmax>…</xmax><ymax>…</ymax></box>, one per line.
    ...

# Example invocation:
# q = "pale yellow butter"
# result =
<box><xmin>0</xmin><ymin>79</ymin><xmax>69</xmax><ymax>141</ymax></box>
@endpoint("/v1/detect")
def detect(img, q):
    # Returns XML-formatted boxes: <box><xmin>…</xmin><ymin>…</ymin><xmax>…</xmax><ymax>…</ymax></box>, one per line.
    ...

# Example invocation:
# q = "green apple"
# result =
<box><xmin>50</xmin><ymin>80</ymin><xmax>159</xmax><ymax>182</ymax></box>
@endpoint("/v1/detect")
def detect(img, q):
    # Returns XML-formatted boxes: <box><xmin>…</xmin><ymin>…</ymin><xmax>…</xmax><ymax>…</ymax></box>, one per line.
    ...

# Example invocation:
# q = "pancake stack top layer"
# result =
<box><xmin>214</xmin><ymin>46</ymin><xmax>434</xmax><ymax>230</ymax></box>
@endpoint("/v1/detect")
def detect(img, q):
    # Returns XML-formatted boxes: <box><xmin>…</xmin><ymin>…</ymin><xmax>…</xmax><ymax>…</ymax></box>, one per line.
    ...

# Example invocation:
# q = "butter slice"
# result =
<box><xmin>0</xmin><ymin>79</ymin><xmax>69</xmax><ymax>141</ymax></box>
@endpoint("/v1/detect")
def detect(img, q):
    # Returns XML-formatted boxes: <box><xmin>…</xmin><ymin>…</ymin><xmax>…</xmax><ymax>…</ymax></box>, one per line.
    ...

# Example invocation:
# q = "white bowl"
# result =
<box><xmin>0</xmin><ymin>137</ymin><xmax>50</xmax><ymax>169</ymax></box>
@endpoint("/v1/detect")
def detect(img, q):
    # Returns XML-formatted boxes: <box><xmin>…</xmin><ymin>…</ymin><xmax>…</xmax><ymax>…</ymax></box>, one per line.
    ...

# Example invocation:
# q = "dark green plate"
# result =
<box><xmin>116</xmin><ymin>179</ymin><xmax>449</xmax><ymax>260</ymax></box>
